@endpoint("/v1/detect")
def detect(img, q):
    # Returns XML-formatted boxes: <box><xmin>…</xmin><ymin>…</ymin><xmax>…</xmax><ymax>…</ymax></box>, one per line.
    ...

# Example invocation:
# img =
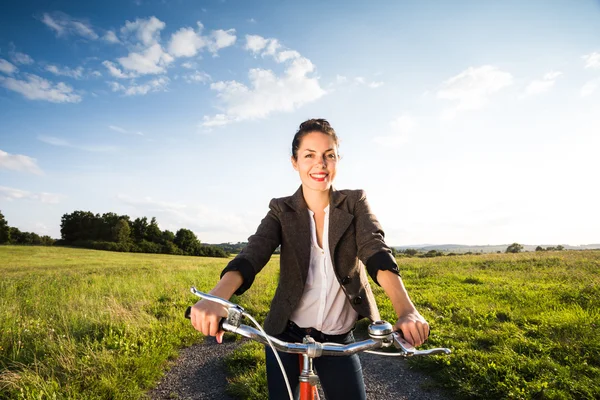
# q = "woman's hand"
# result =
<box><xmin>394</xmin><ymin>311</ymin><xmax>429</xmax><ymax>347</ymax></box>
<box><xmin>190</xmin><ymin>299</ymin><xmax>228</xmax><ymax>343</ymax></box>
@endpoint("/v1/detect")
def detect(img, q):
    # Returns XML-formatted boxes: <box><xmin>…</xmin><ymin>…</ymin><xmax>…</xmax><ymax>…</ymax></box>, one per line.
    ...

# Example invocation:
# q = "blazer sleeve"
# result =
<box><xmin>353</xmin><ymin>190</ymin><xmax>400</xmax><ymax>285</ymax></box>
<box><xmin>220</xmin><ymin>198</ymin><xmax>282</xmax><ymax>295</ymax></box>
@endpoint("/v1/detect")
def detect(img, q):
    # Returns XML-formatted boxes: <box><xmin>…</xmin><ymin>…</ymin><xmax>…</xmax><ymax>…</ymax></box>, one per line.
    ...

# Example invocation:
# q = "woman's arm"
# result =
<box><xmin>377</xmin><ymin>269</ymin><xmax>430</xmax><ymax>346</ymax></box>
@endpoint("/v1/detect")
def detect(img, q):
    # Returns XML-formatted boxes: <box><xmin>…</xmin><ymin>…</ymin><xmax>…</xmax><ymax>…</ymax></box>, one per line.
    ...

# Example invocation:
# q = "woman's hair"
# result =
<box><xmin>291</xmin><ymin>118</ymin><xmax>340</xmax><ymax>160</ymax></box>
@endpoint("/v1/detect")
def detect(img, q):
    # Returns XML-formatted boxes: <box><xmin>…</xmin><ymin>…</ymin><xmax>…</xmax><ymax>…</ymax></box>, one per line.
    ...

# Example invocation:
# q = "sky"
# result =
<box><xmin>1</xmin><ymin>0</ymin><xmax>599</xmax><ymax>246</ymax></box>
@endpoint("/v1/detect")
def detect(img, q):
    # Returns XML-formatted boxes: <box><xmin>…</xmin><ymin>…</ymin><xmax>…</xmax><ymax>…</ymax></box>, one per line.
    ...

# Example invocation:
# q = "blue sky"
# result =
<box><xmin>1</xmin><ymin>0</ymin><xmax>599</xmax><ymax>245</ymax></box>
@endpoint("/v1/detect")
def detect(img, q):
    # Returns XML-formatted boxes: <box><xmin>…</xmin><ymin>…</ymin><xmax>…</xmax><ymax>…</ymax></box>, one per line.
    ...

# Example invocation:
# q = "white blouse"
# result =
<box><xmin>289</xmin><ymin>205</ymin><xmax>359</xmax><ymax>335</ymax></box>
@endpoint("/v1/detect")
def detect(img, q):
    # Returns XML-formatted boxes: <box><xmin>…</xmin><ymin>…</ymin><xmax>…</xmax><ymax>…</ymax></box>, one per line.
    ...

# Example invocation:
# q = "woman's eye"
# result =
<box><xmin>327</xmin><ymin>154</ymin><xmax>337</xmax><ymax>159</ymax></box>
<box><xmin>305</xmin><ymin>154</ymin><xmax>313</xmax><ymax>158</ymax></box>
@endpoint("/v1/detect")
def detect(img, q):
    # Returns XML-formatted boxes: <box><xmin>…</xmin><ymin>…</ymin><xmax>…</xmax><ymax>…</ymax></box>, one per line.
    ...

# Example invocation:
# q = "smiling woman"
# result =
<box><xmin>189</xmin><ymin>118</ymin><xmax>430</xmax><ymax>399</ymax></box>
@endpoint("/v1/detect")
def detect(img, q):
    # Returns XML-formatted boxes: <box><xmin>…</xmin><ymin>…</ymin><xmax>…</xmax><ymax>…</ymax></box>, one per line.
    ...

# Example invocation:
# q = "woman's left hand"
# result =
<box><xmin>394</xmin><ymin>312</ymin><xmax>429</xmax><ymax>347</ymax></box>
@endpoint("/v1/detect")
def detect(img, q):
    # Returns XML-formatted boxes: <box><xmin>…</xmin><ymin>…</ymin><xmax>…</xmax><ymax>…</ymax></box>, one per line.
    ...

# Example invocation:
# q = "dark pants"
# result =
<box><xmin>265</xmin><ymin>321</ymin><xmax>367</xmax><ymax>400</ymax></box>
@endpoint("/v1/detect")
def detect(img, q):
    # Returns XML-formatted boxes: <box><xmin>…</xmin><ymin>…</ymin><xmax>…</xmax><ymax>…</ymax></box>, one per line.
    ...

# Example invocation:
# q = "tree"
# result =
<box><xmin>131</xmin><ymin>217</ymin><xmax>148</xmax><ymax>242</ymax></box>
<box><xmin>403</xmin><ymin>248</ymin><xmax>419</xmax><ymax>256</ymax></box>
<box><xmin>556</xmin><ymin>245</ymin><xmax>564</xmax><ymax>251</ymax></box>
<box><xmin>161</xmin><ymin>230</ymin><xmax>175</xmax><ymax>244</ymax></box>
<box><xmin>0</xmin><ymin>211</ymin><xmax>10</xmax><ymax>244</ymax></box>
<box><xmin>60</xmin><ymin>211</ymin><xmax>100</xmax><ymax>242</ymax></box>
<box><xmin>112</xmin><ymin>219</ymin><xmax>131</xmax><ymax>244</ymax></box>
<box><xmin>145</xmin><ymin>217</ymin><xmax>162</xmax><ymax>244</ymax></box>
<box><xmin>174</xmin><ymin>228</ymin><xmax>200</xmax><ymax>254</ymax></box>
<box><xmin>535</xmin><ymin>246</ymin><xmax>545</xmax><ymax>252</ymax></box>
<box><xmin>506</xmin><ymin>243</ymin><xmax>523</xmax><ymax>253</ymax></box>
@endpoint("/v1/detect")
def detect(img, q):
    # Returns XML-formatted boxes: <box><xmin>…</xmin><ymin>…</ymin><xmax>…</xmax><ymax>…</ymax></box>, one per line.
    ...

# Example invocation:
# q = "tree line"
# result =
<box><xmin>0</xmin><ymin>211</ymin><xmax>55</xmax><ymax>246</ymax></box>
<box><xmin>0</xmin><ymin>210</ymin><xmax>228</xmax><ymax>258</ymax></box>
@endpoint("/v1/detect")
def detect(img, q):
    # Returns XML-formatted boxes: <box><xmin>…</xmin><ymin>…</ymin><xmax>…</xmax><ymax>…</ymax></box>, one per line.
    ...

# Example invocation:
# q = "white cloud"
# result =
<box><xmin>117</xmin><ymin>43</ymin><xmax>174</xmax><ymax>75</ymax></box>
<box><xmin>108</xmin><ymin>76</ymin><xmax>170</xmax><ymax>96</ymax></box>
<box><xmin>0</xmin><ymin>186</ymin><xmax>62</xmax><ymax>204</ymax></box>
<box><xmin>437</xmin><ymin>65</ymin><xmax>513</xmax><ymax>119</ymax></box>
<box><xmin>374</xmin><ymin>115</ymin><xmax>417</xmax><ymax>148</ymax></box>
<box><xmin>38</xmin><ymin>135</ymin><xmax>117</xmax><ymax>152</ymax></box>
<box><xmin>184</xmin><ymin>70</ymin><xmax>211</xmax><ymax>84</ymax></box>
<box><xmin>168</xmin><ymin>23</ymin><xmax>235</xmax><ymax>58</ymax></box>
<box><xmin>109</xmin><ymin>125</ymin><xmax>143</xmax><ymax>135</ymax></box>
<box><xmin>580</xmin><ymin>77</ymin><xmax>600</xmax><ymax>97</ymax></box>
<box><xmin>245</xmin><ymin>35</ymin><xmax>268</xmax><ymax>53</ymax></box>
<box><xmin>72</xmin><ymin>20</ymin><xmax>99</xmax><ymax>40</ymax></box>
<box><xmin>201</xmin><ymin>114</ymin><xmax>232</xmax><ymax>127</ymax></box>
<box><xmin>0</xmin><ymin>73</ymin><xmax>81</xmax><ymax>103</ymax></box>
<box><xmin>103</xmin><ymin>30</ymin><xmax>120</xmax><ymax>44</ymax></box>
<box><xmin>523</xmin><ymin>71</ymin><xmax>562</xmax><ymax>96</ymax></box>
<box><xmin>202</xmin><ymin>54</ymin><xmax>326</xmax><ymax>126</ymax></box>
<box><xmin>40</xmin><ymin>12</ymin><xmax>98</xmax><ymax>40</ymax></box>
<box><xmin>368</xmin><ymin>81</ymin><xmax>384</xmax><ymax>88</ymax></box>
<box><xmin>0</xmin><ymin>59</ymin><xmax>17</xmax><ymax>75</ymax></box>
<box><xmin>181</xmin><ymin>62</ymin><xmax>196</xmax><ymax>69</ymax></box>
<box><xmin>331</xmin><ymin>74</ymin><xmax>382</xmax><ymax>89</ymax></box>
<box><xmin>45</xmin><ymin>64</ymin><xmax>85</xmax><ymax>79</ymax></box>
<box><xmin>102</xmin><ymin>60</ymin><xmax>137</xmax><ymax>79</ymax></box>
<box><xmin>244</xmin><ymin>35</ymin><xmax>280</xmax><ymax>57</ymax></box>
<box><xmin>41</xmin><ymin>13</ymin><xmax>66</xmax><ymax>36</ymax></box>
<box><xmin>276</xmin><ymin>50</ymin><xmax>300</xmax><ymax>63</ymax></box>
<box><xmin>0</xmin><ymin>149</ymin><xmax>43</xmax><ymax>175</ymax></box>
<box><xmin>207</xmin><ymin>29</ymin><xmax>236</xmax><ymax>54</ymax></box>
<box><xmin>582</xmin><ymin>52</ymin><xmax>600</xmax><ymax>69</ymax></box>
<box><xmin>120</xmin><ymin>16</ymin><xmax>165</xmax><ymax>46</ymax></box>
<box><xmin>10</xmin><ymin>52</ymin><xmax>34</xmax><ymax>65</ymax></box>
<box><xmin>108</xmin><ymin>125</ymin><xmax>127</xmax><ymax>133</ymax></box>
<box><xmin>168</xmin><ymin>26</ymin><xmax>206</xmax><ymax>57</ymax></box>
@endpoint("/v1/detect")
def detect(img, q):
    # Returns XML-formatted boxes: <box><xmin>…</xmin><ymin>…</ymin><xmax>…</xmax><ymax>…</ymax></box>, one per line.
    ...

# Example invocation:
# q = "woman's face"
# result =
<box><xmin>291</xmin><ymin>131</ymin><xmax>339</xmax><ymax>193</ymax></box>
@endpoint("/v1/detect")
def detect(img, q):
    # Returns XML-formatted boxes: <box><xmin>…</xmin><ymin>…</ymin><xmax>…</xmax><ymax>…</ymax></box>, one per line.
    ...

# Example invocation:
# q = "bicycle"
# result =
<box><xmin>185</xmin><ymin>287</ymin><xmax>451</xmax><ymax>400</ymax></box>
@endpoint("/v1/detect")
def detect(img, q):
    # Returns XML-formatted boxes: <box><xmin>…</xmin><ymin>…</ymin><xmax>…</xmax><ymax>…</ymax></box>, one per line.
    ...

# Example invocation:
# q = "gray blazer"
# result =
<box><xmin>221</xmin><ymin>186</ymin><xmax>400</xmax><ymax>335</ymax></box>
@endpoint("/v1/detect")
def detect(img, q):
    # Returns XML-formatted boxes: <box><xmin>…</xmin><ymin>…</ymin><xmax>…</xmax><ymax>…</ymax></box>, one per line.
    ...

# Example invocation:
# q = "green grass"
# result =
<box><xmin>2</xmin><ymin>247</ymin><xmax>599</xmax><ymax>399</ymax></box>
<box><xmin>0</xmin><ymin>246</ymin><xmax>231</xmax><ymax>399</ymax></box>
<box><xmin>225</xmin><ymin>251</ymin><xmax>600</xmax><ymax>400</ymax></box>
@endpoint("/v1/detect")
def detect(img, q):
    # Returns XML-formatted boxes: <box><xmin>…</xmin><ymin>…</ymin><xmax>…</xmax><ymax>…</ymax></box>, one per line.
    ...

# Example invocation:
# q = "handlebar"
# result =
<box><xmin>186</xmin><ymin>287</ymin><xmax>451</xmax><ymax>358</ymax></box>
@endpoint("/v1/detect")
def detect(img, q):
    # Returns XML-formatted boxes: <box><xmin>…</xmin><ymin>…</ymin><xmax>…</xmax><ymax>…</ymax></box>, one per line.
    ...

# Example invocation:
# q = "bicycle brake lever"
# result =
<box><xmin>392</xmin><ymin>332</ymin><xmax>416</xmax><ymax>355</ymax></box>
<box><xmin>391</xmin><ymin>332</ymin><xmax>452</xmax><ymax>356</ymax></box>
<box><xmin>190</xmin><ymin>287</ymin><xmax>244</xmax><ymax>311</ymax></box>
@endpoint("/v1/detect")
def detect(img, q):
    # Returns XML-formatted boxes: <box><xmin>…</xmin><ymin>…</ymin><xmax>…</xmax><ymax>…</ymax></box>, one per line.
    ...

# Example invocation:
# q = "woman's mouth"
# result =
<box><xmin>310</xmin><ymin>173</ymin><xmax>328</xmax><ymax>182</ymax></box>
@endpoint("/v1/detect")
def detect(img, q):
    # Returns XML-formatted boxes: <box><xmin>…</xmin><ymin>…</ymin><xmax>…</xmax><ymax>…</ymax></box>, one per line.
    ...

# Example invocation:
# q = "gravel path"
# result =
<box><xmin>148</xmin><ymin>337</ymin><xmax>449</xmax><ymax>400</ymax></box>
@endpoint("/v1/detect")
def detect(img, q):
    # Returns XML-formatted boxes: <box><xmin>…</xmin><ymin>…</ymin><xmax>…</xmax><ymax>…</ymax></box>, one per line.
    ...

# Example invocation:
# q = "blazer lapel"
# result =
<box><xmin>328</xmin><ymin>188</ymin><xmax>354</xmax><ymax>264</ymax></box>
<box><xmin>283</xmin><ymin>186</ymin><xmax>312</xmax><ymax>285</ymax></box>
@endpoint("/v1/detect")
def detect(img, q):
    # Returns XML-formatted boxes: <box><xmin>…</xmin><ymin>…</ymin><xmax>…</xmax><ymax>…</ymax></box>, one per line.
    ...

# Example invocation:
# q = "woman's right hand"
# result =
<box><xmin>190</xmin><ymin>298</ymin><xmax>229</xmax><ymax>343</ymax></box>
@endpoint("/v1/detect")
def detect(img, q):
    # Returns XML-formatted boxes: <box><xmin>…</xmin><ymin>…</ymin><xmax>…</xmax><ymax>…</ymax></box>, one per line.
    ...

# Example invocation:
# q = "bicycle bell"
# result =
<box><xmin>368</xmin><ymin>320</ymin><xmax>394</xmax><ymax>339</ymax></box>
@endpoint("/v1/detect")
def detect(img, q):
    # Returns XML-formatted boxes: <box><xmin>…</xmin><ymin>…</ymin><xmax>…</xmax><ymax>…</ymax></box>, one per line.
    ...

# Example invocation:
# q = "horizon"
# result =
<box><xmin>1</xmin><ymin>0</ymin><xmax>599</xmax><ymax>246</ymax></box>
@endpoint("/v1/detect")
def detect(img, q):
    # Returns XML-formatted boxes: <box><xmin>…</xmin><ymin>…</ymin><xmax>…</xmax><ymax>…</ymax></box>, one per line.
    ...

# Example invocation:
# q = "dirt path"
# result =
<box><xmin>148</xmin><ymin>337</ymin><xmax>449</xmax><ymax>400</ymax></box>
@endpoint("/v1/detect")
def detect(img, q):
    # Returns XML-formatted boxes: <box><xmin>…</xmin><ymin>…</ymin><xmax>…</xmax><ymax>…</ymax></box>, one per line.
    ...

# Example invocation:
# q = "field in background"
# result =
<box><xmin>1</xmin><ymin>246</ymin><xmax>599</xmax><ymax>399</ymax></box>
<box><xmin>226</xmin><ymin>250</ymin><xmax>600</xmax><ymax>399</ymax></box>
<box><xmin>0</xmin><ymin>246</ymin><xmax>232</xmax><ymax>399</ymax></box>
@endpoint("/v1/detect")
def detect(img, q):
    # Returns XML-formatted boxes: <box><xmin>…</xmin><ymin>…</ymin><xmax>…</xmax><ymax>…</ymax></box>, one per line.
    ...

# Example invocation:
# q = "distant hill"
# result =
<box><xmin>393</xmin><ymin>244</ymin><xmax>600</xmax><ymax>253</ymax></box>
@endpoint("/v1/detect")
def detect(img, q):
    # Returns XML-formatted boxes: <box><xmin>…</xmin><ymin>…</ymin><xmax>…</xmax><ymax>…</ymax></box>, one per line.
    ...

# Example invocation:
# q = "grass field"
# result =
<box><xmin>1</xmin><ymin>246</ymin><xmax>599</xmax><ymax>399</ymax></box>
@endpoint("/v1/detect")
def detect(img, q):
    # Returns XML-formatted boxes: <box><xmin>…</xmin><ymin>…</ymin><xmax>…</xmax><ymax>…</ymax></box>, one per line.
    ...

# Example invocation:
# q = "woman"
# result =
<box><xmin>190</xmin><ymin>119</ymin><xmax>429</xmax><ymax>399</ymax></box>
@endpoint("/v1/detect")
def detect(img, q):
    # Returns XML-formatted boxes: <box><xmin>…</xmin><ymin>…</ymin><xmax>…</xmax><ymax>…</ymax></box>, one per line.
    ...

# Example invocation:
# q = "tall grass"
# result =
<box><xmin>2</xmin><ymin>247</ymin><xmax>599</xmax><ymax>399</ymax></box>
<box><xmin>0</xmin><ymin>246</ymin><xmax>228</xmax><ymax>399</ymax></box>
<box><xmin>225</xmin><ymin>251</ymin><xmax>600</xmax><ymax>400</ymax></box>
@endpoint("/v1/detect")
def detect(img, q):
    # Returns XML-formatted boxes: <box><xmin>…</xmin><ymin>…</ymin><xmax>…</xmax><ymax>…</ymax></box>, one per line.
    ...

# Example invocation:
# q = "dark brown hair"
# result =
<box><xmin>291</xmin><ymin>118</ymin><xmax>340</xmax><ymax>160</ymax></box>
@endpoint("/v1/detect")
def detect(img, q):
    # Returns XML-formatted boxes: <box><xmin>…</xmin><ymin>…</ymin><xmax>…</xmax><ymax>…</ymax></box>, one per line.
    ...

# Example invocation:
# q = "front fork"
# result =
<box><xmin>298</xmin><ymin>353</ymin><xmax>320</xmax><ymax>400</ymax></box>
